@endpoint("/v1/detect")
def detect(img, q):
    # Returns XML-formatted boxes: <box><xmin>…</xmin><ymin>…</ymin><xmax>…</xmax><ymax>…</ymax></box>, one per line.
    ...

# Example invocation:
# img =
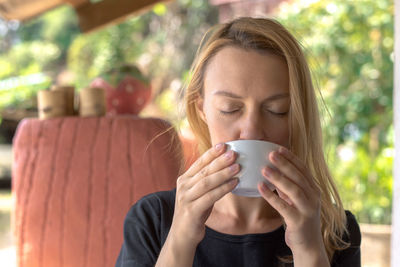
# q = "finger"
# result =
<box><xmin>276</xmin><ymin>188</ymin><xmax>293</xmax><ymax>206</ymax></box>
<box><xmin>194</xmin><ymin>178</ymin><xmax>239</xmax><ymax>212</ymax></box>
<box><xmin>277</xmin><ymin>147</ymin><xmax>319</xmax><ymax>191</ymax></box>
<box><xmin>277</xmin><ymin>147</ymin><xmax>306</xmax><ymax>173</ymax></box>
<box><xmin>185</xmin><ymin>143</ymin><xmax>226</xmax><ymax>177</ymax></box>
<box><xmin>258</xmin><ymin>182</ymin><xmax>295</xmax><ymax>219</ymax></box>
<box><xmin>189</xmin><ymin>149</ymin><xmax>237</xmax><ymax>186</ymax></box>
<box><xmin>268</xmin><ymin>151</ymin><xmax>311</xmax><ymax>193</ymax></box>
<box><xmin>262</xmin><ymin>167</ymin><xmax>309</xmax><ymax>210</ymax></box>
<box><xmin>188</xmin><ymin>163</ymin><xmax>240</xmax><ymax>200</ymax></box>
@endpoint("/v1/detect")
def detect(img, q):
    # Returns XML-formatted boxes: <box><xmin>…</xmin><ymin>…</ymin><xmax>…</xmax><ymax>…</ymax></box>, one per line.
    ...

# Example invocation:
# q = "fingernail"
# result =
<box><xmin>279</xmin><ymin>146</ymin><xmax>287</xmax><ymax>154</ymax></box>
<box><xmin>229</xmin><ymin>163</ymin><xmax>239</xmax><ymax>172</ymax></box>
<box><xmin>229</xmin><ymin>178</ymin><xmax>239</xmax><ymax>186</ymax></box>
<box><xmin>215</xmin><ymin>143</ymin><xmax>224</xmax><ymax>151</ymax></box>
<box><xmin>263</xmin><ymin>167</ymin><xmax>272</xmax><ymax>176</ymax></box>
<box><xmin>258</xmin><ymin>182</ymin><xmax>268</xmax><ymax>192</ymax></box>
<box><xmin>272</xmin><ymin>151</ymin><xmax>280</xmax><ymax>160</ymax></box>
<box><xmin>224</xmin><ymin>150</ymin><xmax>234</xmax><ymax>159</ymax></box>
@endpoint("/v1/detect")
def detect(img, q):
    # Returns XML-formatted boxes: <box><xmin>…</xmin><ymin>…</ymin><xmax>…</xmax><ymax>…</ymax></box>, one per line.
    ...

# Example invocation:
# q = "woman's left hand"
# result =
<box><xmin>258</xmin><ymin>146</ymin><xmax>329</xmax><ymax>265</ymax></box>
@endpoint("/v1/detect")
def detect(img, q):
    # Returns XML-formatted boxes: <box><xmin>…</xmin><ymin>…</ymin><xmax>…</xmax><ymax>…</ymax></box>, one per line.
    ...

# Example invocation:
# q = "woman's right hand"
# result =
<box><xmin>155</xmin><ymin>143</ymin><xmax>240</xmax><ymax>267</ymax></box>
<box><xmin>169</xmin><ymin>143</ymin><xmax>240</xmax><ymax>246</ymax></box>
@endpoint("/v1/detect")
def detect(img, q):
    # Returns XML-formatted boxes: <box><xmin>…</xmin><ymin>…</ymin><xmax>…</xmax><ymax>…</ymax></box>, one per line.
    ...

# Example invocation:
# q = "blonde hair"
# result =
<box><xmin>184</xmin><ymin>17</ymin><xmax>349</xmax><ymax>262</ymax></box>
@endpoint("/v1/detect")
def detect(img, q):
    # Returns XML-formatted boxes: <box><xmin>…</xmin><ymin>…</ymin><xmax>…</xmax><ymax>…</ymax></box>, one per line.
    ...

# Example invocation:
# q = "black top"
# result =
<box><xmin>115</xmin><ymin>189</ymin><xmax>361</xmax><ymax>267</ymax></box>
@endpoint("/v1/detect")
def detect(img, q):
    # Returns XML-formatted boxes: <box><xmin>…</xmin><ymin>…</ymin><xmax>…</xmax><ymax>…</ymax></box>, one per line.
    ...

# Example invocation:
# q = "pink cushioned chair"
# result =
<box><xmin>12</xmin><ymin>116</ymin><xmax>183</xmax><ymax>267</ymax></box>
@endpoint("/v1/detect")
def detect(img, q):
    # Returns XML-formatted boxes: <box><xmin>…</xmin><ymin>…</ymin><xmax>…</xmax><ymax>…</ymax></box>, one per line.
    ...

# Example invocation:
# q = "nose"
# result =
<box><xmin>239</xmin><ymin>111</ymin><xmax>265</xmax><ymax>140</ymax></box>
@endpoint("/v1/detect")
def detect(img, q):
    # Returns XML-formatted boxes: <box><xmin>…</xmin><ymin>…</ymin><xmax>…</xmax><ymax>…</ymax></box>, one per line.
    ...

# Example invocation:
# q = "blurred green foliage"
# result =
<box><xmin>0</xmin><ymin>6</ymin><xmax>80</xmax><ymax>111</ymax></box>
<box><xmin>68</xmin><ymin>0</ymin><xmax>218</xmax><ymax>95</ymax></box>
<box><xmin>277</xmin><ymin>0</ymin><xmax>393</xmax><ymax>224</ymax></box>
<box><xmin>15</xmin><ymin>7</ymin><xmax>80</xmax><ymax>60</ymax></box>
<box><xmin>0</xmin><ymin>0</ymin><xmax>394</xmax><ymax>224</ymax></box>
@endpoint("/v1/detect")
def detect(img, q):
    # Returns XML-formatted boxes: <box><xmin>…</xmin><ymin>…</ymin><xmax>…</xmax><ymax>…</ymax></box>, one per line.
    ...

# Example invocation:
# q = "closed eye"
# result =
<box><xmin>220</xmin><ymin>110</ymin><xmax>288</xmax><ymax>116</ymax></box>
<box><xmin>219</xmin><ymin>109</ymin><xmax>240</xmax><ymax>115</ymax></box>
<box><xmin>267</xmin><ymin>110</ymin><xmax>289</xmax><ymax>116</ymax></box>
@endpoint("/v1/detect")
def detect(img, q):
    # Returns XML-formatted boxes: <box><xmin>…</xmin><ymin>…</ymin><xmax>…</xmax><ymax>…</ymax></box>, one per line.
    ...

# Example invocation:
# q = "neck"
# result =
<box><xmin>207</xmin><ymin>192</ymin><xmax>283</xmax><ymax>234</ymax></box>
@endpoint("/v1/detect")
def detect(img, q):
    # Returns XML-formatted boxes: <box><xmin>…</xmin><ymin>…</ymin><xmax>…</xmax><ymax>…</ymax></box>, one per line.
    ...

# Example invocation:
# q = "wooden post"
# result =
<box><xmin>51</xmin><ymin>85</ymin><xmax>76</xmax><ymax>115</ymax></box>
<box><xmin>37</xmin><ymin>90</ymin><xmax>67</xmax><ymax>119</ymax></box>
<box><xmin>392</xmin><ymin>0</ymin><xmax>400</xmax><ymax>266</ymax></box>
<box><xmin>79</xmin><ymin>88</ymin><xmax>106</xmax><ymax>117</ymax></box>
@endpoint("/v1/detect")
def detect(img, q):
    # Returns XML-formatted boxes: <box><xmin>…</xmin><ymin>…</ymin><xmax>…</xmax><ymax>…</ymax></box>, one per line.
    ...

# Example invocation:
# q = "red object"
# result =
<box><xmin>12</xmin><ymin>116</ymin><xmax>182</xmax><ymax>267</ymax></box>
<box><xmin>90</xmin><ymin>65</ymin><xmax>151</xmax><ymax>115</ymax></box>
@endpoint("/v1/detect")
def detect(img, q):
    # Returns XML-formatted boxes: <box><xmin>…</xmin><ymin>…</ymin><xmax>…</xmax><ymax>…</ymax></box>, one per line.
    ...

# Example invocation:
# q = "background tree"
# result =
<box><xmin>277</xmin><ymin>0</ymin><xmax>394</xmax><ymax>224</ymax></box>
<box><xmin>67</xmin><ymin>0</ymin><xmax>219</xmax><ymax>119</ymax></box>
<box><xmin>0</xmin><ymin>6</ymin><xmax>80</xmax><ymax>114</ymax></box>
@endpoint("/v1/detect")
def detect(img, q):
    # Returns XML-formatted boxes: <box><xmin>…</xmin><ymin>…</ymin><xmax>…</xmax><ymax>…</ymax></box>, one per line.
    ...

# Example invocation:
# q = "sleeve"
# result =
<box><xmin>115</xmin><ymin>195</ymin><xmax>164</xmax><ymax>267</ymax></box>
<box><xmin>331</xmin><ymin>211</ymin><xmax>362</xmax><ymax>267</ymax></box>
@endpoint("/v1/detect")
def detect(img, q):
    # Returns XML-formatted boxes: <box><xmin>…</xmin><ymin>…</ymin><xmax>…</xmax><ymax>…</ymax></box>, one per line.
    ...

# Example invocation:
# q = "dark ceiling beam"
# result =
<box><xmin>75</xmin><ymin>0</ymin><xmax>170</xmax><ymax>33</ymax></box>
<box><xmin>0</xmin><ymin>0</ymin><xmax>87</xmax><ymax>21</ymax></box>
<box><xmin>0</xmin><ymin>0</ymin><xmax>64</xmax><ymax>21</ymax></box>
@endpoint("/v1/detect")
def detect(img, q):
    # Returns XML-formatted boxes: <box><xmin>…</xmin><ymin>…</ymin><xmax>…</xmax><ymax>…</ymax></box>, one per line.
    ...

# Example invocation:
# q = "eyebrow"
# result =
<box><xmin>212</xmin><ymin>90</ymin><xmax>289</xmax><ymax>102</ymax></box>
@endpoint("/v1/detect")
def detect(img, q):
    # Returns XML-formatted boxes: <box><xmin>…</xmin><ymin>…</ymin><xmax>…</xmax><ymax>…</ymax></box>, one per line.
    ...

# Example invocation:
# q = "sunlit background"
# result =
<box><xmin>0</xmin><ymin>0</ymin><xmax>394</xmax><ymax>266</ymax></box>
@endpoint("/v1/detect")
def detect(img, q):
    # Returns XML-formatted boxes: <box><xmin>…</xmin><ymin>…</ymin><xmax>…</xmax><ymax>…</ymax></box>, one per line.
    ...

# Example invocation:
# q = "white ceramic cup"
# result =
<box><xmin>226</xmin><ymin>140</ymin><xmax>281</xmax><ymax>197</ymax></box>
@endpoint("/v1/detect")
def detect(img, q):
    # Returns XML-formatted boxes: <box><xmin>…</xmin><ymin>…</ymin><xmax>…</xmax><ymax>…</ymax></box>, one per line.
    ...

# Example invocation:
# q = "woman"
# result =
<box><xmin>116</xmin><ymin>17</ymin><xmax>361</xmax><ymax>267</ymax></box>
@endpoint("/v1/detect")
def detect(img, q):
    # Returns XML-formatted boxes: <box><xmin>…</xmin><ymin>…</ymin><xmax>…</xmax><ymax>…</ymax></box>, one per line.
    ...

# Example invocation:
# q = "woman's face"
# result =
<box><xmin>197</xmin><ymin>46</ymin><xmax>290</xmax><ymax>147</ymax></box>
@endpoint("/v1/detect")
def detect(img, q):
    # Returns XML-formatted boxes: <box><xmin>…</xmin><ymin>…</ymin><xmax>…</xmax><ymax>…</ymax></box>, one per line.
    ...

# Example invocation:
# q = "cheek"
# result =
<box><xmin>265</xmin><ymin>118</ymin><xmax>290</xmax><ymax>147</ymax></box>
<box><xmin>205</xmin><ymin>111</ymin><xmax>238</xmax><ymax>145</ymax></box>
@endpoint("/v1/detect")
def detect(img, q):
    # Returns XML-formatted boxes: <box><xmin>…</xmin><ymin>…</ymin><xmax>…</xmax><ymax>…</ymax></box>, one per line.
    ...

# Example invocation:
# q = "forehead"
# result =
<box><xmin>203</xmin><ymin>46</ymin><xmax>289</xmax><ymax>98</ymax></box>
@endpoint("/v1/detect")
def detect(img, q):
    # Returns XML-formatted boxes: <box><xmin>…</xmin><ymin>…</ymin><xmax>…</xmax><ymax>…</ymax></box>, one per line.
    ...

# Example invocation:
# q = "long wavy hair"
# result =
<box><xmin>184</xmin><ymin>17</ymin><xmax>349</xmax><ymax>262</ymax></box>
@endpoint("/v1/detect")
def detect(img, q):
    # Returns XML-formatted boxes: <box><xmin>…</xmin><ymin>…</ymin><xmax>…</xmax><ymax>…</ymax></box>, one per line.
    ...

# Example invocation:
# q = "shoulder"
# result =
<box><xmin>126</xmin><ymin>189</ymin><xmax>176</xmax><ymax>222</ymax></box>
<box><xmin>331</xmin><ymin>210</ymin><xmax>361</xmax><ymax>266</ymax></box>
<box><xmin>133</xmin><ymin>189</ymin><xmax>176</xmax><ymax>211</ymax></box>
<box><xmin>343</xmin><ymin>210</ymin><xmax>361</xmax><ymax>247</ymax></box>
<box><xmin>122</xmin><ymin>189</ymin><xmax>176</xmax><ymax>246</ymax></box>
<box><xmin>116</xmin><ymin>190</ymin><xmax>176</xmax><ymax>266</ymax></box>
